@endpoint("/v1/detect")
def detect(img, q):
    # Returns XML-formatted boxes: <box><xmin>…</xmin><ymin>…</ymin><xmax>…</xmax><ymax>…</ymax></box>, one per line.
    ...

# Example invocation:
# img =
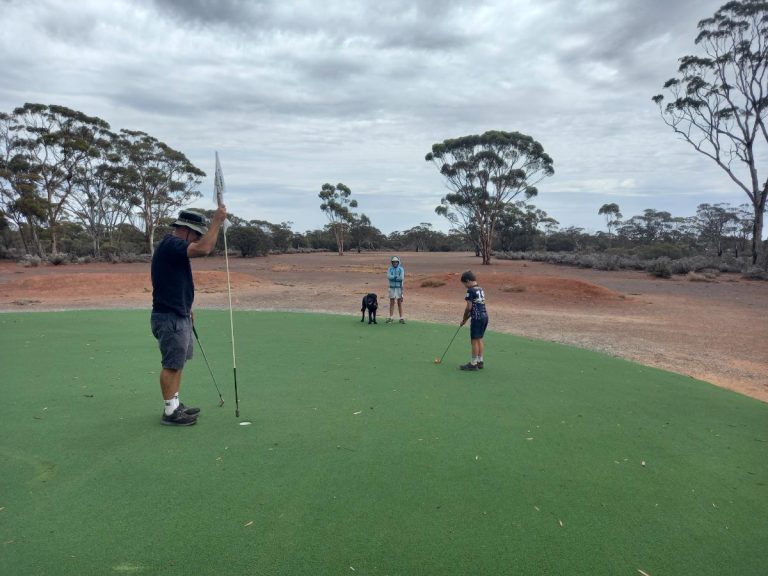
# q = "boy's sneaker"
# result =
<box><xmin>477</xmin><ymin>361</ymin><xmax>484</xmax><ymax>369</ymax></box>
<box><xmin>179</xmin><ymin>402</ymin><xmax>200</xmax><ymax>415</ymax></box>
<box><xmin>161</xmin><ymin>406</ymin><xmax>198</xmax><ymax>426</ymax></box>
<box><xmin>459</xmin><ymin>362</ymin><xmax>479</xmax><ymax>371</ymax></box>
<box><xmin>399</xmin><ymin>318</ymin><xmax>406</xmax><ymax>324</ymax></box>
<box><xmin>386</xmin><ymin>318</ymin><xmax>393</xmax><ymax>323</ymax></box>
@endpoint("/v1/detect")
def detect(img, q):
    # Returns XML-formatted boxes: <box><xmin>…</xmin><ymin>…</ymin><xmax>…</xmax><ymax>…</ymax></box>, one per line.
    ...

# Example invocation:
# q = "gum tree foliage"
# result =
<box><xmin>227</xmin><ymin>224</ymin><xmax>272</xmax><ymax>257</ymax></box>
<box><xmin>426</xmin><ymin>130</ymin><xmax>554</xmax><ymax>264</ymax></box>
<box><xmin>617</xmin><ymin>209</ymin><xmax>688</xmax><ymax>245</ymax></box>
<box><xmin>695</xmin><ymin>202</ymin><xmax>740</xmax><ymax>255</ymax></box>
<box><xmin>114</xmin><ymin>130</ymin><xmax>205</xmax><ymax>254</ymax></box>
<box><xmin>349</xmin><ymin>213</ymin><xmax>384</xmax><ymax>252</ymax></box>
<box><xmin>319</xmin><ymin>182</ymin><xmax>358</xmax><ymax>256</ymax></box>
<box><xmin>652</xmin><ymin>0</ymin><xmax>768</xmax><ymax>266</ymax></box>
<box><xmin>598</xmin><ymin>203</ymin><xmax>623</xmax><ymax>237</ymax></box>
<box><xmin>0</xmin><ymin>112</ymin><xmax>46</xmax><ymax>255</ymax></box>
<box><xmin>495</xmin><ymin>201</ymin><xmax>559</xmax><ymax>252</ymax></box>
<box><xmin>400</xmin><ymin>222</ymin><xmax>440</xmax><ymax>252</ymax></box>
<box><xmin>66</xmin><ymin>131</ymin><xmax>139</xmax><ymax>258</ymax></box>
<box><xmin>1</xmin><ymin>104</ymin><xmax>206</xmax><ymax>258</ymax></box>
<box><xmin>6</xmin><ymin>104</ymin><xmax>112</xmax><ymax>255</ymax></box>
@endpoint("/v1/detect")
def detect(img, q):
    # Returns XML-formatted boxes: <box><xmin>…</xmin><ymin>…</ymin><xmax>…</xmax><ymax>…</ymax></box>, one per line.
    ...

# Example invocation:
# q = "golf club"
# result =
<box><xmin>192</xmin><ymin>324</ymin><xmax>225</xmax><ymax>407</ymax></box>
<box><xmin>434</xmin><ymin>324</ymin><xmax>463</xmax><ymax>364</ymax></box>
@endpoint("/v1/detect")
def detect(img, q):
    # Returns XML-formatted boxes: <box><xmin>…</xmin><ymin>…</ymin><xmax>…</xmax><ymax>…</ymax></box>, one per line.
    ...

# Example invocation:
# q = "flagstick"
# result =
<box><xmin>222</xmin><ymin>228</ymin><xmax>239</xmax><ymax>417</ymax></box>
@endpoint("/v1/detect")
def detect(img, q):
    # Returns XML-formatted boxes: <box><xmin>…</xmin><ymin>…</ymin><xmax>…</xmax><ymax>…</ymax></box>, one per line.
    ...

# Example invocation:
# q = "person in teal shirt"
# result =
<box><xmin>386</xmin><ymin>255</ymin><xmax>405</xmax><ymax>323</ymax></box>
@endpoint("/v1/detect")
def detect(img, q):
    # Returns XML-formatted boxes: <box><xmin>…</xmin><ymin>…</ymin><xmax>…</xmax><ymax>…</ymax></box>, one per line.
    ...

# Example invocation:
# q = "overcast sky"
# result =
<box><xmin>1</xmin><ymin>0</ymin><xmax>741</xmax><ymax>235</ymax></box>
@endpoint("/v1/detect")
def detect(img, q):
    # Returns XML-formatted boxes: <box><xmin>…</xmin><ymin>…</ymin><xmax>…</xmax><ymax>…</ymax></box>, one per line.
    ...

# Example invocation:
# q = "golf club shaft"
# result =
<box><xmin>439</xmin><ymin>324</ymin><xmax>463</xmax><ymax>363</ymax></box>
<box><xmin>192</xmin><ymin>324</ymin><xmax>224</xmax><ymax>404</ymax></box>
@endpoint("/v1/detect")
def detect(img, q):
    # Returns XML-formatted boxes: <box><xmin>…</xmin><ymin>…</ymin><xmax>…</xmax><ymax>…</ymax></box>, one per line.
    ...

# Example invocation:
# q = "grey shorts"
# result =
<box><xmin>151</xmin><ymin>312</ymin><xmax>193</xmax><ymax>370</ymax></box>
<box><xmin>389</xmin><ymin>287</ymin><xmax>403</xmax><ymax>300</ymax></box>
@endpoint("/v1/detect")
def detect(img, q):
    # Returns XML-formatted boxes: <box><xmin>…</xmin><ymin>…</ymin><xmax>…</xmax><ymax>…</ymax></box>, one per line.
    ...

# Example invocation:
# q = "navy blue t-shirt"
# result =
<box><xmin>465</xmin><ymin>285</ymin><xmax>488</xmax><ymax>320</ymax></box>
<box><xmin>151</xmin><ymin>235</ymin><xmax>194</xmax><ymax>316</ymax></box>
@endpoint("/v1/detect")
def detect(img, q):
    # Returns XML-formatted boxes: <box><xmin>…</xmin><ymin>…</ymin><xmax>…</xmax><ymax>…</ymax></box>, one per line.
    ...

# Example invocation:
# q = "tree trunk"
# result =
<box><xmin>480</xmin><ymin>231</ymin><xmax>492</xmax><ymax>265</ymax></box>
<box><xmin>752</xmin><ymin>206</ymin><xmax>764</xmax><ymax>266</ymax></box>
<box><xmin>336</xmin><ymin>226</ymin><xmax>344</xmax><ymax>256</ymax></box>
<box><xmin>148</xmin><ymin>221</ymin><xmax>155</xmax><ymax>256</ymax></box>
<box><xmin>50</xmin><ymin>222</ymin><xmax>58</xmax><ymax>255</ymax></box>
<box><xmin>26</xmin><ymin>217</ymin><xmax>46</xmax><ymax>258</ymax></box>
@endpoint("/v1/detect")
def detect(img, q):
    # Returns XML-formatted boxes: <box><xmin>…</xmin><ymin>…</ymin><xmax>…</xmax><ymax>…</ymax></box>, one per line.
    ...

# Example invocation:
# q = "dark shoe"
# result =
<box><xmin>477</xmin><ymin>361</ymin><xmax>484</xmax><ymax>369</ymax></box>
<box><xmin>178</xmin><ymin>402</ymin><xmax>200</xmax><ymax>416</ymax></box>
<box><xmin>459</xmin><ymin>362</ymin><xmax>479</xmax><ymax>371</ymax></box>
<box><xmin>161</xmin><ymin>406</ymin><xmax>198</xmax><ymax>426</ymax></box>
<box><xmin>399</xmin><ymin>318</ymin><xmax>406</xmax><ymax>324</ymax></box>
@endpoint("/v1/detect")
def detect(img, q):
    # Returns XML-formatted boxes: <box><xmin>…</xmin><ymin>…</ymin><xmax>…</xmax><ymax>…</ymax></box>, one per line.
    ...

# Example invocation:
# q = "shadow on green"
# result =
<box><xmin>1</xmin><ymin>310</ymin><xmax>766</xmax><ymax>575</ymax></box>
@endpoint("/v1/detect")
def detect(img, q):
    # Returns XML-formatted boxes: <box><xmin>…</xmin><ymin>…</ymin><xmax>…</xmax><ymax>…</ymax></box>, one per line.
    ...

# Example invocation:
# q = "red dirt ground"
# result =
<box><xmin>1</xmin><ymin>251</ymin><xmax>766</xmax><ymax>402</ymax></box>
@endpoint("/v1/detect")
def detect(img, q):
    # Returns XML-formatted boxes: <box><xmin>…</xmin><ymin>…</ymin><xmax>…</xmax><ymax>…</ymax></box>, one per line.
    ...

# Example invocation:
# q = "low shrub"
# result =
<box><xmin>593</xmin><ymin>254</ymin><xmax>621</xmax><ymax>271</ymax></box>
<box><xmin>637</xmin><ymin>243</ymin><xmax>685</xmax><ymax>260</ymax></box>
<box><xmin>48</xmin><ymin>253</ymin><xmax>70</xmax><ymax>266</ymax></box>
<box><xmin>646</xmin><ymin>258</ymin><xmax>672</xmax><ymax>278</ymax></box>
<box><xmin>119</xmin><ymin>253</ymin><xmax>151</xmax><ymax>263</ymax></box>
<box><xmin>687</xmin><ymin>271</ymin><xmax>717</xmax><ymax>282</ymax></box>
<box><xmin>420</xmin><ymin>279</ymin><xmax>446</xmax><ymax>288</ymax></box>
<box><xmin>20</xmin><ymin>255</ymin><xmax>42</xmax><ymax>267</ymax></box>
<box><xmin>743</xmin><ymin>267</ymin><xmax>768</xmax><ymax>281</ymax></box>
<box><xmin>576</xmin><ymin>255</ymin><xmax>596</xmax><ymax>268</ymax></box>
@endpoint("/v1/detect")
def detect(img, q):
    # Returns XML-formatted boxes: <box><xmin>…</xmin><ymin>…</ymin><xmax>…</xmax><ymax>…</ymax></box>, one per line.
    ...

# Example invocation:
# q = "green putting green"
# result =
<box><xmin>1</xmin><ymin>310</ymin><xmax>766</xmax><ymax>575</ymax></box>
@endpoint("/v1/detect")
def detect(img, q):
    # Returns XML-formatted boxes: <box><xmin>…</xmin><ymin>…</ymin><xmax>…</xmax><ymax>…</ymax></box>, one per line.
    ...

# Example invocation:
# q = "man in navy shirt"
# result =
<box><xmin>151</xmin><ymin>206</ymin><xmax>227</xmax><ymax>426</ymax></box>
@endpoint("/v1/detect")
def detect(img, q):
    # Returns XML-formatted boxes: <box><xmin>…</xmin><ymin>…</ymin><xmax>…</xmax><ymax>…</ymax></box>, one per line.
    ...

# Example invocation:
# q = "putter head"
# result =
<box><xmin>218</xmin><ymin>398</ymin><xmax>225</xmax><ymax>407</ymax></box>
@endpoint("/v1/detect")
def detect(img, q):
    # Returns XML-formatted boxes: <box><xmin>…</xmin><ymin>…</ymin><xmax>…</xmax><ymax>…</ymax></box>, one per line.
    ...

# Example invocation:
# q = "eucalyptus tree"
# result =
<box><xmin>426</xmin><ymin>130</ymin><xmax>554</xmax><ymax>264</ymax></box>
<box><xmin>695</xmin><ymin>202</ymin><xmax>739</xmax><ymax>256</ymax></box>
<box><xmin>401</xmin><ymin>222</ymin><xmax>440</xmax><ymax>252</ymax></box>
<box><xmin>496</xmin><ymin>201</ymin><xmax>558</xmax><ymax>252</ymax></box>
<box><xmin>0</xmin><ymin>112</ymin><xmax>46</xmax><ymax>255</ymax></box>
<box><xmin>349</xmin><ymin>213</ymin><xmax>381</xmax><ymax>252</ymax></box>
<box><xmin>65</xmin><ymin>130</ymin><xmax>140</xmax><ymax>257</ymax></box>
<box><xmin>598</xmin><ymin>203</ymin><xmax>623</xmax><ymax>237</ymax></box>
<box><xmin>652</xmin><ymin>0</ymin><xmax>768</xmax><ymax>265</ymax></box>
<box><xmin>115</xmin><ymin>129</ymin><xmax>204</xmax><ymax>253</ymax></box>
<box><xmin>318</xmin><ymin>182</ymin><xmax>357</xmax><ymax>255</ymax></box>
<box><xmin>618</xmin><ymin>209</ymin><xmax>677</xmax><ymax>244</ymax></box>
<box><xmin>9</xmin><ymin>103</ymin><xmax>112</xmax><ymax>254</ymax></box>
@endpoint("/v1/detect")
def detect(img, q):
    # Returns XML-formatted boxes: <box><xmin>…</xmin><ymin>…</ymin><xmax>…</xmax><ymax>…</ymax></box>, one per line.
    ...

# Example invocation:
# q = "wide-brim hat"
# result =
<box><xmin>173</xmin><ymin>210</ymin><xmax>208</xmax><ymax>235</ymax></box>
<box><xmin>391</xmin><ymin>256</ymin><xmax>400</xmax><ymax>263</ymax></box>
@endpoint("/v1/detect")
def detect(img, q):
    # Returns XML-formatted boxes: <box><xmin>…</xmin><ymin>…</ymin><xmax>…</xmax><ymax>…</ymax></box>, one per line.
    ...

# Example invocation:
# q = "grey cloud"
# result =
<box><xmin>144</xmin><ymin>0</ymin><xmax>270</xmax><ymax>27</ymax></box>
<box><xmin>549</xmin><ymin>0</ymin><xmax>723</xmax><ymax>89</ymax></box>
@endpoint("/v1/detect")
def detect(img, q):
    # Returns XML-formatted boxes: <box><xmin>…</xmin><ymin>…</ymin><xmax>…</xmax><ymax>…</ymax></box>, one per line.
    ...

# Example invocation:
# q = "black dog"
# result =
<box><xmin>361</xmin><ymin>293</ymin><xmax>378</xmax><ymax>324</ymax></box>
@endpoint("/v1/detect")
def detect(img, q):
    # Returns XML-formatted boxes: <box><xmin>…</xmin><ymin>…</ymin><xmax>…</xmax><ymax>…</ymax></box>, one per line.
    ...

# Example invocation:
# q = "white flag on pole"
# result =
<box><xmin>213</xmin><ymin>151</ymin><xmax>232</xmax><ymax>232</ymax></box>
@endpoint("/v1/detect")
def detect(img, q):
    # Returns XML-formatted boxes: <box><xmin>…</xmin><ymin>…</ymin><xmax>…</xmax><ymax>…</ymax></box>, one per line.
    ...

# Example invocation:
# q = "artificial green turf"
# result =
<box><xmin>1</xmin><ymin>310</ymin><xmax>766</xmax><ymax>575</ymax></box>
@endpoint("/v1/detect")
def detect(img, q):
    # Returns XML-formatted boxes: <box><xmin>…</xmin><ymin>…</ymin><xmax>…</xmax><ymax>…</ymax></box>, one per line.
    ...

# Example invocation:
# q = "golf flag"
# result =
<box><xmin>213</xmin><ymin>151</ymin><xmax>232</xmax><ymax>232</ymax></box>
<box><xmin>214</xmin><ymin>150</ymin><xmax>239</xmax><ymax>417</ymax></box>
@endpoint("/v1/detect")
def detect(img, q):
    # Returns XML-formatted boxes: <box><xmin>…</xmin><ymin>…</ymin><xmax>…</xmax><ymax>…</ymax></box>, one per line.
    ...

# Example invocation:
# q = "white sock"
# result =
<box><xmin>164</xmin><ymin>397</ymin><xmax>179</xmax><ymax>416</ymax></box>
<box><xmin>472</xmin><ymin>356</ymin><xmax>479</xmax><ymax>365</ymax></box>
<box><xmin>478</xmin><ymin>356</ymin><xmax>484</xmax><ymax>363</ymax></box>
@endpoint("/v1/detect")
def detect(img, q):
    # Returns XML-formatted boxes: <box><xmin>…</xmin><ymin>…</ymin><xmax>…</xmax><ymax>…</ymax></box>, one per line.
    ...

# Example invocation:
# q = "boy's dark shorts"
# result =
<box><xmin>151</xmin><ymin>312</ymin><xmax>193</xmax><ymax>370</ymax></box>
<box><xmin>470</xmin><ymin>315</ymin><xmax>488</xmax><ymax>339</ymax></box>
